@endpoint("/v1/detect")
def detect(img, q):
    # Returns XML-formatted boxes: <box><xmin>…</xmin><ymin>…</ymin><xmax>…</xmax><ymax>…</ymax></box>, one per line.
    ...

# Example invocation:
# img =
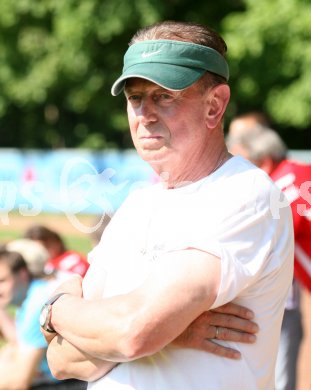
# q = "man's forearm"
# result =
<box><xmin>47</xmin><ymin>335</ymin><xmax>117</xmax><ymax>382</ymax></box>
<box><xmin>50</xmin><ymin>250</ymin><xmax>221</xmax><ymax>362</ymax></box>
<box><xmin>46</xmin><ymin>298</ymin><xmax>259</xmax><ymax>382</ymax></box>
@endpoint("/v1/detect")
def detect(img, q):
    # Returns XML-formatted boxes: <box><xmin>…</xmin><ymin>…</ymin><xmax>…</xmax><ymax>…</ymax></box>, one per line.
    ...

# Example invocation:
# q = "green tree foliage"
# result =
<box><xmin>0</xmin><ymin>0</ymin><xmax>243</xmax><ymax>149</ymax></box>
<box><xmin>0</xmin><ymin>0</ymin><xmax>309</xmax><ymax>149</ymax></box>
<box><xmin>0</xmin><ymin>0</ymin><xmax>159</xmax><ymax>149</ymax></box>
<box><xmin>222</xmin><ymin>0</ymin><xmax>311</xmax><ymax>146</ymax></box>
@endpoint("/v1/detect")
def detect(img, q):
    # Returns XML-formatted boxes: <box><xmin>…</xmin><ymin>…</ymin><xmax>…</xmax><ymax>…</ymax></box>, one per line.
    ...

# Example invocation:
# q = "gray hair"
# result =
<box><xmin>226</xmin><ymin>125</ymin><xmax>288</xmax><ymax>163</ymax></box>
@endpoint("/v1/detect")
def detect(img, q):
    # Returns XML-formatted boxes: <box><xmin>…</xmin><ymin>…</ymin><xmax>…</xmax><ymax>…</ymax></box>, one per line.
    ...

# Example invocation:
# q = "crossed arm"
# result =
<box><xmin>43</xmin><ymin>249</ymin><xmax>258</xmax><ymax>382</ymax></box>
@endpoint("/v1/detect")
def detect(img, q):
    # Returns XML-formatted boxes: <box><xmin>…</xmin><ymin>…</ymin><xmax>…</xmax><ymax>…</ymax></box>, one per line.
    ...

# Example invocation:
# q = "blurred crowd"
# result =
<box><xmin>0</xmin><ymin>217</ymin><xmax>110</xmax><ymax>390</ymax></box>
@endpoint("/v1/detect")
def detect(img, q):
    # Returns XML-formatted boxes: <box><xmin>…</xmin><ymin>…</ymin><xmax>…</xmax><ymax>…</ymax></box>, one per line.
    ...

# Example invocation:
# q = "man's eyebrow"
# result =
<box><xmin>124</xmin><ymin>87</ymin><xmax>138</xmax><ymax>96</ymax></box>
<box><xmin>124</xmin><ymin>83</ymin><xmax>144</xmax><ymax>93</ymax></box>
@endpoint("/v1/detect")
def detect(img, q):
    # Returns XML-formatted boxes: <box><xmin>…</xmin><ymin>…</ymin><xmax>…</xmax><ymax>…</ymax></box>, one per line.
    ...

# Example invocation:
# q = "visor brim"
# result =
<box><xmin>111</xmin><ymin>63</ymin><xmax>206</xmax><ymax>96</ymax></box>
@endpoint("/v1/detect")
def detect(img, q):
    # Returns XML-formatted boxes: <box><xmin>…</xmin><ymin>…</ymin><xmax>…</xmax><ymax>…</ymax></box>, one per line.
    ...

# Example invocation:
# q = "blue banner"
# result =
<box><xmin>0</xmin><ymin>148</ymin><xmax>155</xmax><ymax>221</ymax></box>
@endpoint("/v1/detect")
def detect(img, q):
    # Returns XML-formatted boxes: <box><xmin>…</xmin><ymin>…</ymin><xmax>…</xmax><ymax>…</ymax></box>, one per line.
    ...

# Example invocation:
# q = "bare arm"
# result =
<box><xmin>42</xmin><ymin>275</ymin><xmax>118</xmax><ymax>381</ymax></box>
<box><xmin>45</xmin><ymin>301</ymin><xmax>259</xmax><ymax>379</ymax></box>
<box><xmin>44</xmin><ymin>253</ymin><xmax>259</xmax><ymax>380</ymax></box>
<box><xmin>46</xmin><ymin>250</ymin><xmax>221</xmax><ymax>368</ymax></box>
<box><xmin>47</xmin><ymin>335</ymin><xmax>116</xmax><ymax>382</ymax></box>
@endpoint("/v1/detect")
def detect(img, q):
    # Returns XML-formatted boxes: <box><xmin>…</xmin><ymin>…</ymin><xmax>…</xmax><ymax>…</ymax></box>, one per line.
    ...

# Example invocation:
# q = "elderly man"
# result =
<box><xmin>41</xmin><ymin>21</ymin><xmax>293</xmax><ymax>389</ymax></box>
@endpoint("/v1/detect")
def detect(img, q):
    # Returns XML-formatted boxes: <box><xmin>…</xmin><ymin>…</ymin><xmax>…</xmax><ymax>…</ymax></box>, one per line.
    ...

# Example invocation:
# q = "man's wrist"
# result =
<box><xmin>40</xmin><ymin>292</ymin><xmax>69</xmax><ymax>333</ymax></box>
<box><xmin>50</xmin><ymin>292</ymin><xmax>71</xmax><ymax>332</ymax></box>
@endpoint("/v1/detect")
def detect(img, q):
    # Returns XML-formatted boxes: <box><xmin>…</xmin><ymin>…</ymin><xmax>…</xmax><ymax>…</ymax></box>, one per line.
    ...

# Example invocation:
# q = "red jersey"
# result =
<box><xmin>45</xmin><ymin>250</ymin><xmax>89</xmax><ymax>277</ymax></box>
<box><xmin>271</xmin><ymin>159</ymin><xmax>311</xmax><ymax>291</ymax></box>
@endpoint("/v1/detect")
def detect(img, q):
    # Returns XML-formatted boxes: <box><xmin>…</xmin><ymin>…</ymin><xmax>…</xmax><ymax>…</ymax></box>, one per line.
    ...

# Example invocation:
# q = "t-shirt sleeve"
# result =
<box><xmin>16</xmin><ymin>284</ymin><xmax>49</xmax><ymax>349</ymax></box>
<box><xmin>170</xmin><ymin>179</ymin><xmax>293</xmax><ymax>309</ymax></box>
<box><xmin>215</xmin><ymin>188</ymin><xmax>292</xmax><ymax>308</ymax></box>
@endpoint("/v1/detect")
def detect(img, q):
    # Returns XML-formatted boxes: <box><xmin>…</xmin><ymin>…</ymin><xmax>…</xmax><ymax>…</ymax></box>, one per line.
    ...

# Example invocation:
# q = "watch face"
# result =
<box><xmin>39</xmin><ymin>292</ymin><xmax>66</xmax><ymax>332</ymax></box>
<box><xmin>40</xmin><ymin>305</ymin><xmax>49</xmax><ymax>328</ymax></box>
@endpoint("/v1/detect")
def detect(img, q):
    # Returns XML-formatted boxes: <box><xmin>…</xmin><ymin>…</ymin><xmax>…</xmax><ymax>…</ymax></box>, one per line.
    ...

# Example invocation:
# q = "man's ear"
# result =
<box><xmin>204</xmin><ymin>84</ymin><xmax>230</xmax><ymax>129</ymax></box>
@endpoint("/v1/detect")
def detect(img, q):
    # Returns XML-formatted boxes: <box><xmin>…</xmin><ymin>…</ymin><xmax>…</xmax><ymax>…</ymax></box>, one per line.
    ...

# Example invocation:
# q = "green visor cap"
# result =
<box><xmin>111</xmin><ymin>40</ymin><xmax>229</xmax><ymax>96</ymax></box>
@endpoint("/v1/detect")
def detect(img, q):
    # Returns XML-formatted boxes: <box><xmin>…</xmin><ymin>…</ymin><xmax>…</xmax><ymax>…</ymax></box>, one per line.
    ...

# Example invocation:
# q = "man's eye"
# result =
<box><xmin>128</xmin><ymin>95</ymin><xmax>141</xmax><ymax>102</ymax></box>
<box><xmin>156</xmin><ymin>93</ymin><xmax>174</xmax><ymax>102</ymax></box>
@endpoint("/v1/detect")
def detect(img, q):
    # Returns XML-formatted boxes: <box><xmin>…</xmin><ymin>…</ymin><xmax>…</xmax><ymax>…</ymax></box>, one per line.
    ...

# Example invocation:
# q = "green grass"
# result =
<box><xmin>64</xmin><ymin>234</ymin><xmax>92</xmax><ymax>255</ymax></box>
<box><xmin>0</xmin><ymin>230</ymin><xmax>20</xmax><ymax>243</ymax></box>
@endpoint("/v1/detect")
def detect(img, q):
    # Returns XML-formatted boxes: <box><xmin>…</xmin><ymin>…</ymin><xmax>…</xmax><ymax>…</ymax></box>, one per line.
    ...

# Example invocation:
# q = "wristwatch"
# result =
<box><xmin>40</xmin><ymin>292</ymin><xmax>68</xmax><ymax>333</ymax></box>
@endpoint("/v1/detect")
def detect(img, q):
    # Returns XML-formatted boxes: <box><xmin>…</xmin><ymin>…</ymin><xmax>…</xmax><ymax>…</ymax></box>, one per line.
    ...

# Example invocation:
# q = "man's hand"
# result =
<box><xmin>43</xmin><ymin>275</ymin><xmax>117</xmax><ymax>381</ymax></box>
<box><xmin>41</xmin><ymin>275</ymin><xmax>84</xmax><ymax>344</ymax></box>
<box><xmin>52</xmin><ymin>274</ymin><xmax>84</xmax><ymax>297</ymax></box>
<box><xmin>173</xmin><ymin>302</ymin><xmax>259</xmax><ymax>359</ymax></box>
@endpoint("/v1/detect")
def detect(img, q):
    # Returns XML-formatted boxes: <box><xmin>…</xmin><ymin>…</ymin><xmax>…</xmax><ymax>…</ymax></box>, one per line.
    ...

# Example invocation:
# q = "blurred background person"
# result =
<box><xmin>0</xmin><ymin>240</ymin><xmax>54</xmax><ymax>388</ymax></box>
<box><xmin>24</xmin><ymin>225</ymin><xmax>89</xmax><ymax>278</ymax></box>
<box><xmin>227</xmin><ymin>121</ymin><xmax>311</xmax><ymax>390</ymax></box>
<box><xmin>227</xmin><ymin>111</ymin><xmax>271</xmax><ymax>138</ymax></box>
<box><xmin>0</xmin><ymin>246</ymin><xmax>50</xmax><ymax>390</ymax></box>
<box><xmin>0</xmin><ymin>239</ymin><xmax>87</xmax><ymax>390</ymax></box>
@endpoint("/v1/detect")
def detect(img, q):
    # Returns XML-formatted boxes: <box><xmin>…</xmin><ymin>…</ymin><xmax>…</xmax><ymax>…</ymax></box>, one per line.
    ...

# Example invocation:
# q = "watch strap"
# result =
<box><xmin>41</xmin><ymin>292</ymin><xmax>68</xmax><ymax>333</ymax></box>
<box><xmin>46</xmin><ymin>292</ymin><xmax>68</xmax><ymax>306</ymax></box>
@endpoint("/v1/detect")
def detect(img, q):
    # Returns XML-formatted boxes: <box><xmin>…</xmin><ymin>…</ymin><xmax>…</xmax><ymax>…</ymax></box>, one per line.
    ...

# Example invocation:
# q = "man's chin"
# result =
<box><xmin>138</xmin><ymin>146</ymin><xmax>169</xmax><ymax>163</ymax></box>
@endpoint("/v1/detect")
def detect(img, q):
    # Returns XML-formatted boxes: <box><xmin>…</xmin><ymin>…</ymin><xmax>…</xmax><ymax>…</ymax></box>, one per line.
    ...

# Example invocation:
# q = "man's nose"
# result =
<box><xmin>137</xmin><ymin>98</ymin><xmax>157</xmax><ymax>125</ymax></box>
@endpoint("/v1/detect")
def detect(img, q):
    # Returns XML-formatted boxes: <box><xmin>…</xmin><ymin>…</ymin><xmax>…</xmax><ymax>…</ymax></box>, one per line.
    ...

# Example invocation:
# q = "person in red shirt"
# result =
<box><xmin>227</xmin><ymin>123</ymin><xmax>311</xmax><ymax>390</ymax></box>
<box><xmin>24</xmin><ymin>225</ymin><xmax>89</xmax><ymax>278</ymax></box>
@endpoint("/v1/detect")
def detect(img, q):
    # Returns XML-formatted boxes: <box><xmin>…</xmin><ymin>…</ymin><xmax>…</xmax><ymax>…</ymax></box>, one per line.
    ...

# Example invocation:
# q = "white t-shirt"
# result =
<box><xmin>83</xmin><ymin>156</ymin><xmax>294</xmax><ymax>390</ymax></box>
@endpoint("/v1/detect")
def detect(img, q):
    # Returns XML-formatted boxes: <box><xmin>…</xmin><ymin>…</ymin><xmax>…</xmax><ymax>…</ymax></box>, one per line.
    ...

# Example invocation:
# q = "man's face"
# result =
<box><xmin>0</xmin><ymin>262</ymin><xmax>17</xmax><ymax>307</ymax></box>
<box><xmin>0</xmin><ymin>262</ymin><xmax>26</xmax><ymax>307</ymax></box>
<box><xmin>124</xmin><ymin>78</ymin><xmax>210</xmax><ymax>172</ymax></box>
